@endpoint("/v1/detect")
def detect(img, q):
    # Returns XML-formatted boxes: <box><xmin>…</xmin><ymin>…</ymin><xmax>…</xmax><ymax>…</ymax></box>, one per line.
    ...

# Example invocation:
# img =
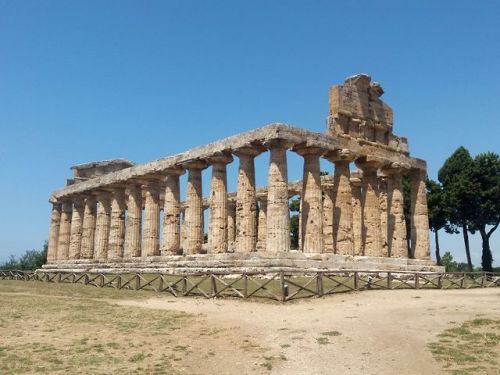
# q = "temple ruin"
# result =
<box><xmin>43</xmin><ymin>74</ymin><xmax>439</xmax><ymax>273</ymax></box>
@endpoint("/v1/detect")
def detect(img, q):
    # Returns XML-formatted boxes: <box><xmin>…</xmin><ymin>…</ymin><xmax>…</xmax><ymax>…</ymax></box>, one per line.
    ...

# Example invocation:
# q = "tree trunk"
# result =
<box><xmin>462</xmin><ymin>224</ymin><xmax>473</xmax><ymax>272</ymax></box>
<box><xmin>479</xmin><ymin>226</ymin><xmax>493</xmax><ymax>272</ymax></box>
<box><xmin>434</xmin><ymin>230</ymin><xmax>441</xmax><ymax>265</ymax></box>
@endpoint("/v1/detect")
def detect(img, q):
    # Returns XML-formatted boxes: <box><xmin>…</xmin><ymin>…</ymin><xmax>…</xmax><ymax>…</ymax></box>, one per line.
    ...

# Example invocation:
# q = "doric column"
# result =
<box><xmin>56</xmin><ymin>201</ymin><xmax>73</xmax><ymax>260</ymax></box>
<box><xmin>327</xmin><ymin>149</ymin><xmax>356</xmax><ymax>255</ymax></box>
<box><xmin>143</xmin><ymin>181</ymin><xmax>161</xmax><ymax>257</ymax></box>
<box><xmin>68</xmin><ymin>197</ymin><xmax>85</xmax><ymax>260</ymax></box>
<box><xmin>378</xmin><ymin>175</ymin><xmax>389</xmax><ymax>257</ymax></box>
<box><xmin>350</xmin><ymin>172</ymin><xmax>363</xmax><ymax>256</ymax></box>
<box><xmin>257</xmin><ymin>196</ymin><xmax>267</xmax><ymax>251</ymax></box>
<box><xmin>180</xmin><ymin>208</ymin><xmax>187</xmax><ymax>251</ymax></box>
<box><xmin>208</xmin><ymin>154</ymin><xmax>233</xmax><ymax>253</ymax></box>
<box><xmin>183</xmin><ymin>161</ymin><xmax>208</xmax><ymax>255</ymax></box>
<box><xmin>47</xmin><ymin>203</ymin><xmax>62</xmax><ymax>262</ymax></box>
<box><xmin>227</xmin><ymin>200</ymin><xmax>236</xmax><ymax>250</ymax></box>
<box><xmin>93</xmin><ymin>192</ymin><xmax>112</xmax><ymax>260</ymax></box>
<box><xmin>162</xmin><ymin>169</ymin><xmax>184</xmax><ymax>255</ymax></box>
<box><xmin>410</xmin><ymin>168</ymin><xmax>430</xmax><ymax>259</ymax></box>
<box><xmin>383</xmin><ymin>163</ymin><xmax>409</xmax><ymax>258</ymax></box>
<box><xmin>235</xmin><ymin>147</ymin><xmax>263</xmax><ymax>253</ymax></box>
<box><xmin>80</xmin><ymin>196</ymin><xmax>97</xmax><ymax>259</ymax></box>
<box><xmin>356</xmin><ymin>159</ymin><xmax>384</xmax><ymax>257</ymax></box>
<box><xmin>108</xmin><ymin>188</ymin><xmax>126</xmax><ymax>259</ymax></box>
<box><xmin>295</xmin><ymin>146</ymin><xmax>324</xmax><ymax>253</ymax></box>
<box><xmin>322</xmin><ymin>183</ymin><xmax>334</xmax><ymax>252</ymax></box>
<box><xmin>124</xmin><ymin>185</ymin><xmax>142</xmax><ymax>258</ymax></box>
<box><xmin>265</xmin><ymin>140</ymin><xmax>291</xmax><ymax>253</ymax></box>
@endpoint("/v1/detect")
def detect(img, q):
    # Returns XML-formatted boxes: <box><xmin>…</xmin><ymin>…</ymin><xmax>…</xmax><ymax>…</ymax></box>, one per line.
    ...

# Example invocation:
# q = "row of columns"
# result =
<box><xmin>47</xmin><ymin>144</ymin><xmax>430</xmax><ymax>262</ymax></box>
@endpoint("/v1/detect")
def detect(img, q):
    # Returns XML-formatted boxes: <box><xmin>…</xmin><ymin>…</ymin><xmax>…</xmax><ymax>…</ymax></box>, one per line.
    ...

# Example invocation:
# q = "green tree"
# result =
<box><xmin>468</xmin><ymin>152</ymin><xmax>500</xmax><ymax>271</ymax></box>
<box><xmin>440</xmin><ymin>251</ymin><xmax>458</xmax><ymax>272</ymax></box>
<box><xmin>426</xmin><ymin>179</ymin><xmax>448</xmax><ymax>265</ymax></box>
<box><xmin>0</xmin><ymin>242</ymin><xmax>48</xmax><ymax>270</ymax></box>
<box><xmin>438</xmin><ymin>147</ymin><xmax>476</xmax><ymax>271</ymax></box>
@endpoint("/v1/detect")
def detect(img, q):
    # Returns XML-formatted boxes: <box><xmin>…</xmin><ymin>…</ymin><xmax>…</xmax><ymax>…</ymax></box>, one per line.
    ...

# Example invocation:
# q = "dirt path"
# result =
<box><xmin>115</xmin><ymin>288</ymin><xmax>500</xmax><ymax>375</ymax></box>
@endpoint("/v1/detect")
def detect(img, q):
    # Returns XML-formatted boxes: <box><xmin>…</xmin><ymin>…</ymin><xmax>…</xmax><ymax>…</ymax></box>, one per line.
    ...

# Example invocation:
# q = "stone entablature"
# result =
<box><xmin>45</xmin><ymin>74</ymin><xmax>431</xmax><ymax>270</ymax></box>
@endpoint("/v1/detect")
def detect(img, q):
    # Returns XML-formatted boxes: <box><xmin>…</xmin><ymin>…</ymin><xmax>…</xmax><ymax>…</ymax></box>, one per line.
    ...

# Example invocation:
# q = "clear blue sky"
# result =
<box><xmin>1</xmin><ymin>0</ymin><xmax>499</xmax><ymax>266</ymax></box>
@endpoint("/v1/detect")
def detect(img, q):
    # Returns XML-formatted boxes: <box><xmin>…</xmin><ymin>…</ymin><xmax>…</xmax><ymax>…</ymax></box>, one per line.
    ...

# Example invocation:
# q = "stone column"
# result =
<box><xmin>208</xmin><ymin>154</ymin><xmax>233</xmax><ymax>253</ymax></box>
<box><xmin>162</xmin><ymin>169</ymin><xmax>184</xmax><ymax>255</ymax></box>
<box><xmin>68</xmin><ymin>197</ymin><xmax>85</xmax><ymax>260</ymax></box>
<box><xmin>378</xmin><ymin>176</ymin><xmax>389</xmax><ymax>257</ymax></box>
<box><xmin>56</xmin><ymin>202</ymin><xmax>73</xmax><ymax>260</ymax></box>
<box><xmin>143</xmin><ymin>181</ymin><xmax>161</xmax><ymax>257</ymax></box>
<box><xmin>410</xmin><ymin>168</ymin><xmax>430</xmax><ymax>259</ymax></box>
<box><xmin>124</xmin><ymin>185</ymin><xmax>142</xmax><ymax>258</ymax></box>
<box><xmin>322</xmin><ymin>183</ymin><xmax>334</xmax><ymax>252</ymax></box>
<box><xmin>183</xmin><ymin>161</ymin><xmax>207</xmax><ymax>254</ymax></box>
<box><xmin>295</xmin><ymin>146</ymin><xmax>324</xmax><ymax>253</ymax></box>
<box><xmin>47</xmin><ymin>203</ymin><xmax>62</xmax><ymax>262</ymax></box>
<box><xmin>383</xmin><ymin>164</ymin><xmax>408</xmax><ymax>258</ymax></box>
<box><xmin>257</xmin><ymin>196</ymin><xmax>267</xmax><ymax>251</ymax></box>
<box><xmin>108</xmin><ymin>188</ymin><xmax>126</xmax><ymax>259</ymax></box>
<box><xmin>350</xmin><ymin>172</ymin><xmax>363</xmax><ymax>256</ymax></box>
<box><xmin>93</xmin><ymin>192</ymin><xmax>112</xmax><ymax>260</ymax></box>
<box><xmin>356</xmin><ymin>159</ymin><xmax>383</xmax><ymax>257</ymax></box>
<box><xmin>227</xmin><ymin>200</ymin><xmax>236</xmax><ymax>250</ymax></box>
<box><xmin>235</xmin><ymin>148</ymin><xmax>262</xmax><ymax>253</ymax></box>
<box><xmin>180</xmin><ymin>208</ymin><xmax>187</xmax><ymax>251</ymax></box>
<box><xmin>80</xmin><ymin>196</ymin><xmax>97</xmax><ymax>259</ymax></box>
<box><xmin>328</xmin><ymin>150</ymin><xmax>356</xmax><ymax>255</ymax></box>
<box><xmin>265</xmin><ymin>140</ymin><xmax>291</xmax><ymax>253</ymax></box>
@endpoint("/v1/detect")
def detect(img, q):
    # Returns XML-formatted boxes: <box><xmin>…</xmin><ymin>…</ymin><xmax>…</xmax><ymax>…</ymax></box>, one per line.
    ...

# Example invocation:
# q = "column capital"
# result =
<box><xmin>292</xmin><ymin>144</ymin><xmax>328</xmax><ymax>157</ymax></box>
<box><xmin>262</xmin><ymin>138</ymin><xmax>295</xmax><ymax>150</ymax></box>
<box><xmin>350</xmin><ymin>170</ymin><xmax>362</xmax><ymax>187</ymax></box>
<box><xmin>164</xmin><ymin>167</ymin><xmax>186</xmax><ymax>177</ymax></box>
<box><xmin>233</xmin><ymin>145</ymin><xmax>265</xmax><ymax>158</ymax></box>
<box><xmin>324</xmin><ymin>148</ymin><xmax>357</xmax><ymax>163</ymax></box>
<box><xmin>381</xmin><ymin>161</ymin><xmax>411</xmax><ymax>176</ymax></box>
<box><xmin>93</xmin><ymin>190</ymin><xmax>112</xmax><ymax>202</ymax></box>
<box><xmin>205</xmin><ymin>152</ymin><xmax>233</xmax><ymax>165</ymax></box>
<box><xmin>355</xmin><ymin>156</ymin><xmax>388</xmax><ymax>171</ymax></box>
<box><xmin>178</xmin><ymin>159</ymin><xmax>208</xmax><ymax>170</ymax></box>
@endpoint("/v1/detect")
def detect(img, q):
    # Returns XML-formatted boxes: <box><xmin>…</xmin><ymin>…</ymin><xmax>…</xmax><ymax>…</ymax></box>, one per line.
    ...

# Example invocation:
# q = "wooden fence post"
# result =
<box><xmin>280</xmin><ymin>271</ymin><xmax>285</xmax><ymax>302</ymax></box>
<box><xmin>387</xmin><ymin>272</ymin><xmax>392</xmax><ymax>289</ymax></box>
<box><xmin>415</xmin><ymin>273</ymin><xmax>420</xmax><ymax>289</ymax></box>
<box><xmin>243</xmin><ymin>273</ymin><xmax>248</xmax><ymax>299</ymax></box>
<box><xmin>317</xmin><ymin>272</ymin><xmax>324</xmax><ymax>297</ymax></box>
<box><xmin>354</xmin><ymin>272</ymin><xmax>359</xmax><ymax>290</ymax></box>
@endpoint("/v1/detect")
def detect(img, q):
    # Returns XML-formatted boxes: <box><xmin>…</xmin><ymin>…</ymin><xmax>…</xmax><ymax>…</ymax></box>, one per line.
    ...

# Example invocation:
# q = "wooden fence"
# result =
<box><xmin>1</xmin><ymin>270</ymin><xmax>499</xmax><ymax>302</ymax></box>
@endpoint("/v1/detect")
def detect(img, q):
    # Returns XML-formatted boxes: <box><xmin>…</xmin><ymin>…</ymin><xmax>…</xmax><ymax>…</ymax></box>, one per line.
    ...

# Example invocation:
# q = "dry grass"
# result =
<box><xmin>429</xmin><ymin>318</ymin><xmax>500</xmax><ymax>375</ymax></box>
<box><xmin>0</xmin><ymin>280</ymin><xmax>281</xmax><ymax>374</ymax></box>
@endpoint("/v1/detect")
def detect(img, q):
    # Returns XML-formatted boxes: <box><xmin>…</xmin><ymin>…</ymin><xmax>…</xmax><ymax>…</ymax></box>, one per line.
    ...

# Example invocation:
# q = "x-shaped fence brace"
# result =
<box><xmin>1</xmin><ymin>270</ymin><xmax>500</xmax><ymax>302</ymax></box>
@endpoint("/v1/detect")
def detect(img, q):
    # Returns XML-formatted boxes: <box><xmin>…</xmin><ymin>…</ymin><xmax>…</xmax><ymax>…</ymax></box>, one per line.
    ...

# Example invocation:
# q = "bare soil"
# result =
<box><xmin>1</xmin><ymin>281</ymin><xmax>499</xmax><ymax>374</ymax></box>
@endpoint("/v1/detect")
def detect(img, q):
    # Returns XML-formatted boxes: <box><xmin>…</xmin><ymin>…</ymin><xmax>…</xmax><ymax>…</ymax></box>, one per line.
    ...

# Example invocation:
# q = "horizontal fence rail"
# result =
<box><xmin>1</xmin><ymin>270</ymin><xmax>499</xmax><ymax>302</ymax></box>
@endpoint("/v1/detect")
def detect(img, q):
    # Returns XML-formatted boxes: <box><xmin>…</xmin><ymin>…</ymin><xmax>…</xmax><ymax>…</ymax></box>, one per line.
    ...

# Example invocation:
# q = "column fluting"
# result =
<box><xmin>124</xmin><ymin>185</ymin><xmax>142</xmax><ymax>258</ymax></box>
<box><xmin>47</xmin><ymin>203</ymin><xmax>62</xmax><ymax>262</ymax></box>
<box><xmin>162</xmin><ymin>169</ymin><xmax>184</xmax><ymax>255</ymax></box>
<box><xmin>410</xmin><ymin>168</ymin><xmax>431</xmax><ymax>259</ymax></box>
<box><xmin>108</xmin><ymin>188</ymin><xmax>126</xmax><ymax>259</ymax></box>
<box><xmin>93</xmin><ymin>192</ymin><xmax>112</xmax><ymax>260</ymax></box>
<box><xmin>68</xmin><ymin>197</ymin><xmax>85</xmax><ymax>260</ymax></box>
<box><xmin>80</xmin><ymin>196</ymin><xmax>97</xmax><ymax>259</ymax></box>
<box><xmin>56</xmin><ymin>202</ymin><xmax>73</xmax><ymax>260</ymax></box>
<box><xmin>143</xmin><ymin>181</ymin><xmax>161</xmax><ymax>257</ymax></box>
<box><xmin>208</xmin><ymin>155</ymin><xmax>232</xmax><ymax>253</ymax></box>
<box><xmin>265</xmin><ymin>140</ymin><xmax>291</xmax><ymax>253</ymax></box>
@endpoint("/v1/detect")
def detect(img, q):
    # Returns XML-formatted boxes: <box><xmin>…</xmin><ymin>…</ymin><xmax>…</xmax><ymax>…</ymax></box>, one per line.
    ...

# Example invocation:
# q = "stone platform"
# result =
<box><xmin>41</xmin><ymin>252</ymin><xmax>444</xmax><ymax>274</ymax></box>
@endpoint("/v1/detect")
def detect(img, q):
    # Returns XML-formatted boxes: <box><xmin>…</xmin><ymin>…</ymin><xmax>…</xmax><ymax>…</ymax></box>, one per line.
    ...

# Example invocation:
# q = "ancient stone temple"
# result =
<box><xmin>43</xmin><ymin>74</ymin><xmax>438</xmax><ymax>273</ymax></box>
